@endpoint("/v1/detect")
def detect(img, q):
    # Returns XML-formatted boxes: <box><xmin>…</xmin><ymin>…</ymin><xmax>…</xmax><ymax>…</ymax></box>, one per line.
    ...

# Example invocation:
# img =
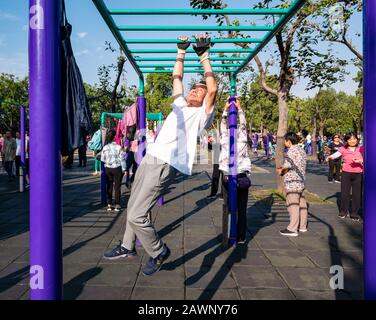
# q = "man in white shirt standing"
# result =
<box><xmin>104</xmin><ymin>33</ymin><xmax>217</xmax><ymax>276</ymax></box>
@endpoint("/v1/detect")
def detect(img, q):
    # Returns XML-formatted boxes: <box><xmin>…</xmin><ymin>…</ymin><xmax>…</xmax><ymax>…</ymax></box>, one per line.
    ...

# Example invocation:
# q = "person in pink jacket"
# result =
<box><xmin>327</xmin><ymin>133</ymin><xmax>363</xmax><ymax>221</ymax></box>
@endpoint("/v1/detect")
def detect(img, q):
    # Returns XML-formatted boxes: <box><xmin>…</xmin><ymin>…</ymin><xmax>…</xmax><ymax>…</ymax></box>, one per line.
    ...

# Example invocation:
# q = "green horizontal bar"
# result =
<box><xmin>138</xmin><ymin>63</ymin><xmax>241</xmax><ymax>68</ymax></box>
<box><xmin>118</xmin><ymin>25</ymin><xmax>274</xmax><ymax>32</ymax></box>
<box><xmin>109</xmin><ymin>9</ymin><xmax>289</xmax><ymax>15</ymax></box>
<box><xmin>131</xmin><ymin>49</ymin><xmax>254</xmax><ymax>54</ymax></box>
<box><xmin>141</xmin><ymin>69</ymin><xmax>236</xmax><ymax>74</ymax></box>
<box><xmin>124</xmin><ymin>38</ymin><xmax>263</xmax><ymax>44</ymax></box>
<box><xmin>92</xmin><ymin>0</ymin><xmax>142</xmax><ymax>77</ymax></box>
<box><xmin>134</xmin><ymin>57</ymin><xmax>247</xmax><ymax>62</ymax></box>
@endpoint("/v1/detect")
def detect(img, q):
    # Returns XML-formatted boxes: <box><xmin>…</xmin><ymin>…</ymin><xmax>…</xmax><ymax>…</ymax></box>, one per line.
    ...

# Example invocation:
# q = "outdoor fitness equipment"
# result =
<box><xmin>29</xmin><ymin>0</ymin><xmax>376</xmax><ymax>300</ymax></box>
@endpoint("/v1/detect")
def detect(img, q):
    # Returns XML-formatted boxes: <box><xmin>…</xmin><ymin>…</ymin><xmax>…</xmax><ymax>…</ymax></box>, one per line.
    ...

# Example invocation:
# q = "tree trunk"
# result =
<box><xmin>275</xmin><ymin>92</ymin><xmax>289</xmax><ymax>192</ymax></box>
<box><xmin>319</xmin><ymin>121</ymin><xmax>324</xmax><ymax>138</ymax></box>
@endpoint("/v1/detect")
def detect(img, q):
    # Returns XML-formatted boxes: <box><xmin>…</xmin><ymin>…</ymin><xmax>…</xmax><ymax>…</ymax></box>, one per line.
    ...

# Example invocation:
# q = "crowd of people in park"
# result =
<box><xmin>0</xmin><ymin>131</ymin><xmax>30</xmax><ymax>187</ymax></box>
<box><xmin>0</xmin><ymin>34</ymin><xmax>365</xmax><ymax>277</ymax></box>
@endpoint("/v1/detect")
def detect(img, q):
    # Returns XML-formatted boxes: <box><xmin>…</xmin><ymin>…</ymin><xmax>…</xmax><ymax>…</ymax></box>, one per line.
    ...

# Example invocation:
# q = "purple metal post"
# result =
<box><xmin>137</xmin><ymin>96</ymin><xmax>147</xmax><ymax>165</ymax></box>
<box><xmin>156</xmin><ymin>121</ymin><xmax>164</xmax><ymax>206</ymax></box>
<box><xmin>29</xmin><ymin>0</ymin><xmax>62</xmax><ymax>300</ymax></box>
<box><xmin>364</xmin><ymin>0</ymin><xmax>376</xmax><ymax>300</ymax></box>
<box><xmin>101</xmin><ymin>161</ymin><xmax>106</xmax><ymax>206</ymax></box>
<box><xmin>20</xmin><ymin>105</ymin><xmax>26</xmax><ymax>192</ymax></box>
<box><xmin>228</xmin><ymin>95</ymin><xmax>238</xmax><ymax>246</ymax></box>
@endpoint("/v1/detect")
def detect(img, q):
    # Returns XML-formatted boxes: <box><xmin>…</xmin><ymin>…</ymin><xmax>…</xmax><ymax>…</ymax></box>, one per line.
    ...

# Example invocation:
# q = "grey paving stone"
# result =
<box><xmin>240</xmin><ymin>288</ymin><xmax>295</xmax><ymax>300</ymax></box>
<box><xmin>63</xmin><ymin>264</ymin><xmax>102</xmax><ymax>285</ymax></box>
<box><xmin>225</xmin><ymin>249</ymin><xmax>272</xmax><ymax>267</ymax></box>
<box><xmin>288</xmin><ymin>236</ymin><xmax>333</xmax><ymax>251</ymax></box>
<box><xmin>304</xmin><ymin>250</ymin><xmax>363</xmax><ymax>268</ymax></box>
<box><xmin>256</xmin><ymin>237</ymin><xmax>298</xmax><ymax>250</ymax></box>
<box><xmin>0</xmin><ymin>246</ymin><xmax>28</xmax><ymax>264</ymax></box>
<box><xmin>183</xmin><ymin>246</ymin><xmax>229</xmax><ymax>268</ymax></box>
<box><xmin>277</xmin><ymin>267</ymin><xmax>332</xmax><ymax>291</ymax></box>
<box><xmin>0</xmin><ymin>284</ymin><xmax>29</xmax><ymax>300</ymax></box>
<box><xmin>136</xmin><ymin>266</ymin><xmax>185</xmax><ymax>288</ymax></box>
<box><xmin>85</xmin><ymin>264</ymin><xmax>139</xmax><ymax>287</ymax></box>
<box><xmin>263</xmin><ymin>249</ymin><xmax>316</xmax><ymax>267</ymax></box>
<box><xmin>185</xmin><ymin>265</ymin><xmax>237</xmax><ymax>289</ymax></box>
<box><xmin>342</xmin><ymin>268</ymin><xmax>363</xmax><ymax>292</ymax></box>
<box><xmin>232</xmin><ymin>266</ymin><xmax>287</xmax><ymax>289</ymax></box>
<box><xmin>186</xmin><ymin>288</ymin><xmax>240</xmax><ymax>300</ymax></box>
<box><xmin>64</xmin><ymin>285</ymin><xmax>132</xmax><ymax>300</ymax></box>
<box><xmin>63</xmin><ymin>246</ymin><xmax>104</xmax><ymax>264</ymax></box>
<box><xmin>0</xmin><ymin>262</ymin><xmax>29</xmax><ymax>286</ymax></box>
<box><xmin>292</xmin><ymin>289</ymin><xmax>352</xmax><ymax>300</ymax></box>
<box><xmin>132</xmin><ymin>287</ymin><xmax>184</xmax><ymax>300</ymax></box>
<box><xmin>184</xmin><ymin>226</ymin><xmax>217</xmax><ymax>237</ymax></box>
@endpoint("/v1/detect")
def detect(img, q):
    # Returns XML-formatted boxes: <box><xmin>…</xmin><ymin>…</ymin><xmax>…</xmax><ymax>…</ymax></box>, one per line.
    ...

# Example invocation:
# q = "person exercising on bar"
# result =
<box><xmin>103</xmin><ymin>33</ymin><xmax>218</xmax><ymax>276</ymax></box>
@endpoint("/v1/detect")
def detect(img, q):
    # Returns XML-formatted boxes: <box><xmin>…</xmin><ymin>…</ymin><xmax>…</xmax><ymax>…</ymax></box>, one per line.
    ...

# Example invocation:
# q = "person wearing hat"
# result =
<box><xmin>103</xmin><ymin>33</ymin><xmax>218</xmax><ymax>276</ymax></box>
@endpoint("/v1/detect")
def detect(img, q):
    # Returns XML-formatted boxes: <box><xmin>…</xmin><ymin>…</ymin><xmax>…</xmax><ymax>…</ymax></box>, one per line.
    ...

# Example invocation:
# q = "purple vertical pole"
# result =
<box><xmin>20</xmin><ymin>105</ymin><xmax>26</xmax><ymax>192</ymax></box>
<box><xmin>156</xmin><ymin>121</ymin><xmax>164</xmax><ymax>206</ymax></box>
<box><xmin>29</xmin><ymin>0</ymin><xmax>62</xmax><ymax>300</ymax></box>
<box><xmin>137</xmin><ymin>95</ymin><xmax>146</xmax><ymax>165</ymax></box>
<box><xmin>364</xmin><ymin>0</ymin><xmax>376</xmax><ymax>300</ymax></box>
<box><xmin>101</xmin><ymin>161</ymin><xmax>106</xmax><ymax>206</ymax></box>
<box><xmin>228</xmin><ymin>95</ymin><xmax>237</xmax><ymax>246</ymax></box>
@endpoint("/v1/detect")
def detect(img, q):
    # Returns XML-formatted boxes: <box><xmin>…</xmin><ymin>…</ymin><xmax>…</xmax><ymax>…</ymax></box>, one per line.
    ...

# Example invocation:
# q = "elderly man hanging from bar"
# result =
<box><xmin>103</xmin><ymin>33</ymin><xmax>218</xmax><ymax>276</ymax></box>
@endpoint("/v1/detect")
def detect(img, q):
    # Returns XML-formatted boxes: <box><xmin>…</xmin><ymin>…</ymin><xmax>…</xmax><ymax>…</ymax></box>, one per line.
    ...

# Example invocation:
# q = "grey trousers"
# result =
<box><xmin>122</xmin><ymin>153</ymin><xmax>177</xmax><ymax>258</ymax></box>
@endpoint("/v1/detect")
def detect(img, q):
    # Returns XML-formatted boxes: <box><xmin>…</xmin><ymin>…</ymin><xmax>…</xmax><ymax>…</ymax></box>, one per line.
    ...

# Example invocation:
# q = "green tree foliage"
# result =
<box><xmin>144</xmin><ymin>71</ymin><xmax>173</xmax><ymax>117</ymax></box>
<box><xmin>0</xmin><ymin>73</ymin><xmax>29</xmax><ymax>132</ymax></box>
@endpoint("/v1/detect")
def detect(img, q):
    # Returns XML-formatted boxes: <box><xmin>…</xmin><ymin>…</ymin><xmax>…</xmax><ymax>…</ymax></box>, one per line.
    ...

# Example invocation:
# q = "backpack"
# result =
<box><xmin>88</xmin><ymin>129</ymin><xmax>102</xmax><ymax>151</ymax></box>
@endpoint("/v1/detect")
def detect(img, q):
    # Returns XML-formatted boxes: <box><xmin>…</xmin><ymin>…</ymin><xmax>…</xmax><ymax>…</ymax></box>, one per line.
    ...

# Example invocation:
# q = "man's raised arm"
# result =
<box><xmin>193</xmin><ymin>33</ymin><xmax>218</xmax><ymax>113</ymax></box>
<box><xmin>173</xmin><ymin>36</ymin><xmax>191</xmax><ymax>99</ymax></box>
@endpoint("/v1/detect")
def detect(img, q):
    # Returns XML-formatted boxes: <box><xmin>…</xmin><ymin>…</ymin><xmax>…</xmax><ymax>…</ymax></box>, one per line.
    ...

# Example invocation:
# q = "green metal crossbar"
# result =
<box><xmin>139</xmin><ymin>64</ymin><xmax>241</xmax><ymax>68</ymax></box>
<box><xmin>141</xmin><ymin>69</ymin><xmax>237</xmax><ymax>74</ymax></box>
<box><xmin>108</xmin><ymin>9</ymin><xmax>290</xmax><ymax>15</ymax></box>
<box><xmin>118</xmin><ymin>25</ymin><xmax>274</xmax><ymax>31</ymax></box>
<box><xmin>93</xmin><ymin>0</ymin><xmax>307</xmax><ymax>77</ymax></box>
<box><xmin>130</xmin><ymin>49</ymin><xmax>255</xmax><ymax>54</ymax></box>
<box><xmin>134</xmin><ymin>57</ymin><xmax>248</xmax><ymax>62</ymax></box>
<box><xmin>101</xmin><ymin>112</ymin><xmax>163</xmax><ymax>126</ymax></box>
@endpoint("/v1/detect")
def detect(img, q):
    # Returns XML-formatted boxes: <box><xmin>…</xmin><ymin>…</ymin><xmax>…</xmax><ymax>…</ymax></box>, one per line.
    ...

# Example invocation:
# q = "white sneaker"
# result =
<box><xmin>114</xmin><ymin>206</ymin><xmax>121</xmax><ymax>212</ymax></box>
<box><xmin>107</xmin><ymin>205</ymin><xmax>113</xmax><ymax>212</ymax></box>
<box><xmin>299</xmin><ymin>229</ymin><xmax>308</xmax><ymax>233</ymax></box>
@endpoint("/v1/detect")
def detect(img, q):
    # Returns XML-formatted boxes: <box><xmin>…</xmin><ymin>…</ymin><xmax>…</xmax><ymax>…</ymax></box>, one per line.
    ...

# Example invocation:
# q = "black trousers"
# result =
<box><xmin>328</xmin><ymin>159</ymin><xmax>342</xmax><ymax>181</ymax></box>
<box><xmin>4</xmin><ymin>161</ymin><xmax>14</xmax><ymax>178</ymax></box>
<box><xmin>78</xmin><ymin>145</ymin><xmax>87</xmax><ymax>166</ymax></box>
<box><xmin>125</xmin><ymin>151</ymin><xmax>138</xmax><ymax>183</ymax></box>
<box><xmin>15</xmin><ymin>156</ymin><xmax>21</xmax><ymax>176</ymax></box>
<box><xmin>105</xmin><ymin>166</ymin><xmax>123</xmax><ymax>206</ymax></box>
<box><xmin>210</xmin><ymin>164</ymin><xmax>222</xmax><ymax>196</ymax></box>
<box><xmin>340</xmin><ymin>171</ymin><xmax>363</xmax><ymax>217</ymax></box>
<box><xmin>222</xmin><ymin>174</ymin><xmax>249</xmax><ymax>241</ymax></box>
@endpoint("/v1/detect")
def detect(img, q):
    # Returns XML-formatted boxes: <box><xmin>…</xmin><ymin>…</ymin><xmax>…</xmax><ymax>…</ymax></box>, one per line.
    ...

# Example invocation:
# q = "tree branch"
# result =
<box><xmin>254</xmin><ymin>55</ymin><xmax>278</xmax><ymax>97</ymax></box>
<box><xmin>341</xmin><ymin>24</ymin><xmax>363</xmax><ymax>60</ymax></box>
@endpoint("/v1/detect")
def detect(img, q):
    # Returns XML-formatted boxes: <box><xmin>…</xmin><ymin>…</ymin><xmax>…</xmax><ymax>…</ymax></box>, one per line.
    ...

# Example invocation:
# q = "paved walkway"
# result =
<box><xmin>0</xmin><ymin>154</ymin><xmax>363</xmax><ymax>300</ymax></box>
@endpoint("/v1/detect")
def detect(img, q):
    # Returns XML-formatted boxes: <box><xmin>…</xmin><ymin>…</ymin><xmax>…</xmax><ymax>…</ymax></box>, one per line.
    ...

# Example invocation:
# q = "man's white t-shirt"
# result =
<box><xmin>147</xmin><ymin>96</ymin><xmax>214</xmax><ymax>175</ymax></box>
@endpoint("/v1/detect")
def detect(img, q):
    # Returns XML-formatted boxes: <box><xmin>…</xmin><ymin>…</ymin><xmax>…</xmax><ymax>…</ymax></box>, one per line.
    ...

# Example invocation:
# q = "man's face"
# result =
<box><xmin>6</xmin><ymin>131</ymin><xmax>11</xmax><ymax>139</ymax></box>
<box><xmin>16</xmin><ymin>132</ymin><xmax>20</xmax><ymax>139</ymax></box>
<box><xmin>187</xmin><ymin>85</ymin><xmax>207</xmax><ymax>107</ymax></box>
